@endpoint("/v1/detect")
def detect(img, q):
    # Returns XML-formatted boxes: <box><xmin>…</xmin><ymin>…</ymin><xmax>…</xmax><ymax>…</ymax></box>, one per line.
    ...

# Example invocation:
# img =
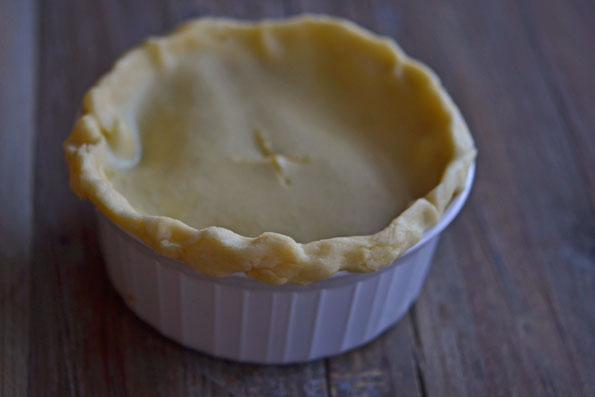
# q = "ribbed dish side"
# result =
<box><xmin>98</xmin><ymin>215</ymin><xmax>440</xmax><ymax>363</ymax></box>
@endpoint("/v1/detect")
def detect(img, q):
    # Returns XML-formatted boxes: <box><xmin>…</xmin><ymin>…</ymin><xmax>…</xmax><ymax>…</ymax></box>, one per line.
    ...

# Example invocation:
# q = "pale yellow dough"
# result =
<box><xmin>64</xmin><ymin>15</ymin><xmax>476</xmax><ymax>284</ymax></box>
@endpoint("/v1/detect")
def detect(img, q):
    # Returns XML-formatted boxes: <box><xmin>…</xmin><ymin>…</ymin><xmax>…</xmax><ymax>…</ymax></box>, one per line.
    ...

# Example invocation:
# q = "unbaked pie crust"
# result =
<box><xmin>64</xmin><ymin>15</ymin><xmax>476</xmax><ymax>284</ymax></box>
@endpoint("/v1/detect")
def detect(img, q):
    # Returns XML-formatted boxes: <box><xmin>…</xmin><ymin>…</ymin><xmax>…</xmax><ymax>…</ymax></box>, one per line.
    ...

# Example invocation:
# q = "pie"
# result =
<box><xmin>64</xmin><ymin>15</ymin><xmax>476</xmax><ymax>284</ymax></box>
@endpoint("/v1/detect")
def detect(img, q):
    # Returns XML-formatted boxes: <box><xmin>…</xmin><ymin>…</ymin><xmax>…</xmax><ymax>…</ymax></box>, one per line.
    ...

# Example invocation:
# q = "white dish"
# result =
<box><xmin>98</xmin><ymin>163</ymin><xmax>475</xmax><ymax>364</ymax></box>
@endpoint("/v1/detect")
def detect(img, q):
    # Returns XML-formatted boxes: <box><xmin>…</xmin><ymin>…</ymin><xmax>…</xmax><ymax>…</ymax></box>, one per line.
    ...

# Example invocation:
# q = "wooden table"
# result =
<box><xmin>1</xmin><ymin>0</ymin><xmax>593</xmax><ymax>395</ymax></box>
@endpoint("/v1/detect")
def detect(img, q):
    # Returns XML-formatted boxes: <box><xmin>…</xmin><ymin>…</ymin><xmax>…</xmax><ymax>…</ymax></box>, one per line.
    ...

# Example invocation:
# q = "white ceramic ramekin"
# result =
<box><xmin>97</xmin><ymin>164</ymin><xmax>475</xmax><ymax>364</ymax></box>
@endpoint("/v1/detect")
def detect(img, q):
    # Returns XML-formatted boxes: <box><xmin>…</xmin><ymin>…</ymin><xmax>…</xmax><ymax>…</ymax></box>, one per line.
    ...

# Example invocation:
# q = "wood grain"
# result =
<box><xmin>0</xmin><ymin>1</ymin><xmax>36</xmax><ymax>396</ymax></box>
<box><xmin>0</xmin><ymin>0</ymin><xmax>593</xmax><ymax>396</ymax></box>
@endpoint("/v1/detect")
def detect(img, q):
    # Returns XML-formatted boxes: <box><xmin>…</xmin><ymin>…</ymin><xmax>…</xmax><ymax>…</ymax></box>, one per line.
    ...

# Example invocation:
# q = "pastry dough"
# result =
<box><xmin>64</xmin><ymin>15</ymin><xmax>476</xmax><ymax>284</ymax></box>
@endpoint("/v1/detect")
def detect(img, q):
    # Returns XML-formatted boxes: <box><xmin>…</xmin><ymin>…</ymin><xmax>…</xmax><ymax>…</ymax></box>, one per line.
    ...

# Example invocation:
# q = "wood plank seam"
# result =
<box><xmin>323</xmin><ymin>359</ymin><xmax>332</xmax><ymax>397</ymax></box>
<box><xmin>408</xmin><ymin>309</ymin><xmax>428</xmax><ymax>397</ymax></box>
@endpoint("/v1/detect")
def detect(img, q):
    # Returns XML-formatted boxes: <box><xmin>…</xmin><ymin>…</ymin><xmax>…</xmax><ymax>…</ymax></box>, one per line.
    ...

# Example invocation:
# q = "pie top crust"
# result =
<box><xmin>64</xmin><ymin>15</ymin><xmax>476</xmax><ymax>285</ymax></box>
